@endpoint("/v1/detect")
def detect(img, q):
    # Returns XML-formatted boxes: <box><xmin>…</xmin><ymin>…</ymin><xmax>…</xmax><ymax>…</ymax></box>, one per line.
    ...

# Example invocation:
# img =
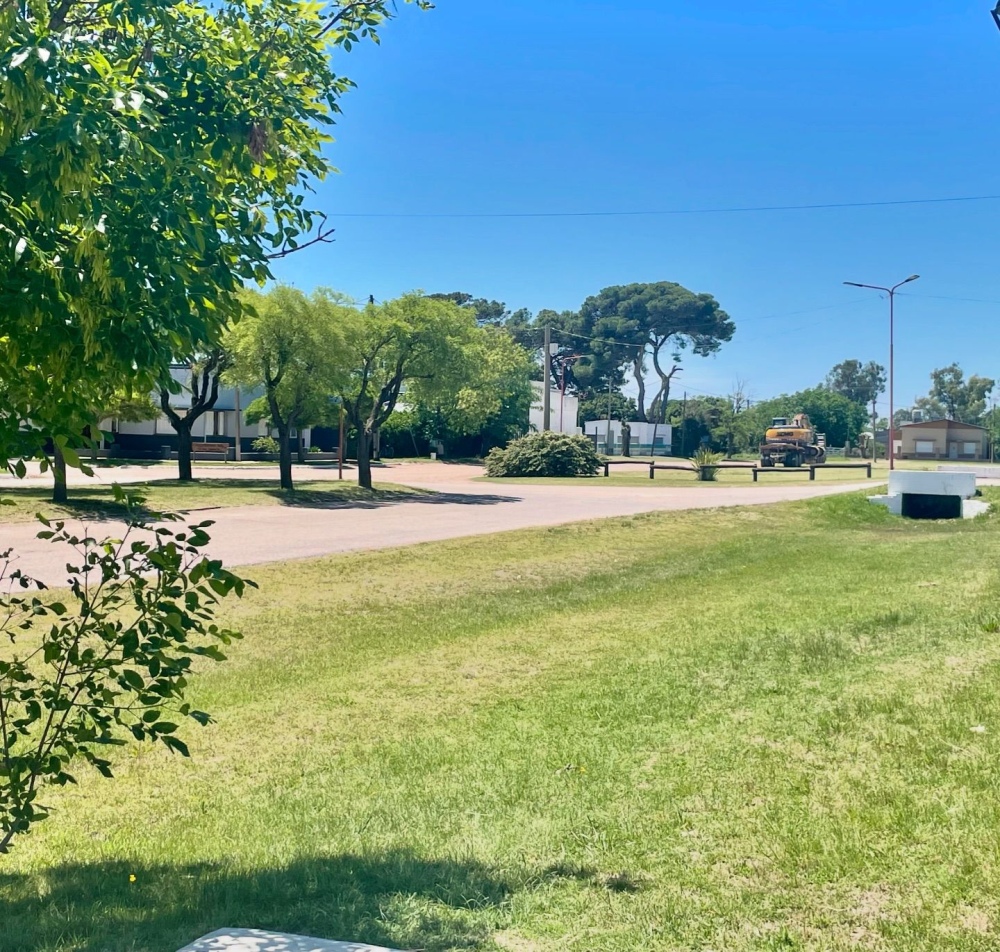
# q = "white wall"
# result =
<box><xmin>529</xmin><ymin>381</ymin><xmax>581</xmax><ymax>435</ymax></box>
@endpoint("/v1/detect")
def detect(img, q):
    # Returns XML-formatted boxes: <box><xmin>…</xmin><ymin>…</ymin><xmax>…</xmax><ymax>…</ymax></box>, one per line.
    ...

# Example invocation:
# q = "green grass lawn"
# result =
<box><xmin>5</xmin><ymin>491</ymin><xmax>1000</xmax><ymax>951</ymax></box>
<box><xmin>0</xmin><ymin>479</ymin><xmax>424</xmax><ymax>524</ymax></box>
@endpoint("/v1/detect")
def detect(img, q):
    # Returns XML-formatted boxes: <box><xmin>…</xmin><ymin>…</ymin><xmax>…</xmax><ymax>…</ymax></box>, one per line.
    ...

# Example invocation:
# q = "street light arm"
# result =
<box><xmin>890</xmin><ymin>274</ymin><xmax>920</xmax><ymax>293</ymax></box>
<box><xmin>844</xmin><ymin>281</ymin><xmax>890</xmax><ymax>293</ymax></box>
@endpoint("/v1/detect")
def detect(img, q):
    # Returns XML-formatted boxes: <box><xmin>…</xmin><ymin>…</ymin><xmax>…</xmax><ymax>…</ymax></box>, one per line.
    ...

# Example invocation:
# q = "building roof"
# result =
<box><xmin>899</xmin><ymin>418</ymin><xmax>988</xmax><ymax>432</ymax></box>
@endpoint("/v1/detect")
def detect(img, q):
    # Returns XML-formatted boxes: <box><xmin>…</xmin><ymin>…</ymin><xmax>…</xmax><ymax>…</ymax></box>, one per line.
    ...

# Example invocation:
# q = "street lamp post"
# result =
<box><xmin>843</xmin><ymin>274</ymin><xmax>920</xmax><ymax>471</ymax></box>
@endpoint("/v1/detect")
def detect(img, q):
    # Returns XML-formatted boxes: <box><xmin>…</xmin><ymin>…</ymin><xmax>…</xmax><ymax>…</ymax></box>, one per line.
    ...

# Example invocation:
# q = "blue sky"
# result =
<box><xmin>273</xmin><ymin>1</ymin><xmax>1000</xmax><ymax>415</ymax></box>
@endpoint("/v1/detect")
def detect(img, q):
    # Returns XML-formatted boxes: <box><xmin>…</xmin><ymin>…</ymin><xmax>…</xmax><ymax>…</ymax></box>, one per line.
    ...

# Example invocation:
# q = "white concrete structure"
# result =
<box><xmin>869</xmin><ymin>470</ymin><xmax>984</xmax><ymax>518</ymax></box>
<box><xmin>584</xmin><ymin>420</ymin><xmax>672</xmax><ymax>456</ymax></box>
<box><xmin>177</xmin><ymin>929</ymin><xmax>401</xmax><ymax>952</ymax></box>
<box><xmin>529</xmin><ymin>381</ymin><xmax>581</xmax><ymax>435</ymax></box>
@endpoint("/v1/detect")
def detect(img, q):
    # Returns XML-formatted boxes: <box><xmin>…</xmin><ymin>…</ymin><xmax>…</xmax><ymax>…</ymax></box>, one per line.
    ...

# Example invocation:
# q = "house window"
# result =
<box><xmin>963</xmin><ymin>442</ymin><xmax>978</xmax><ymax>456</ymax></box>
<box><xmin>914</xmin><ymin>440</ymin><xmax>935</xmax><ymax>454</ymax></box>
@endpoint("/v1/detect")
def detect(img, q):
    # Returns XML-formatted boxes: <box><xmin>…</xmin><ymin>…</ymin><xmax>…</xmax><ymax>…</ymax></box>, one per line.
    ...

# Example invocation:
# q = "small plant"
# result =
<box><xmin>485</xmin><ymin>432</ymin><xmax>602</xmax><ymax>478</ymax></box>
<box><xmin>0</xmin><ymin>490</ymin><xmax>252</xmax><ymax>853</ymax></box>
<box><xmin>307</xmin><ymin>445</ymin><xmax>323</xmax><ymax>454</ymax></box>
<box><xmin>251</xmin><ymin>435</ymin><xmax>280</xmax><ymax>455</ymax></box>
<box><xmin>692</xmin><ymin>446</ymin><xmax>723</xmax><ymax>481</ymax></box>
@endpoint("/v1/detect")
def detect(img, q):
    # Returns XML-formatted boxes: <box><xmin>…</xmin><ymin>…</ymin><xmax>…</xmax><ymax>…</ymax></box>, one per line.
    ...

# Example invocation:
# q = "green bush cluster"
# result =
<box><xmin>485</xmin><ymin>431</ymin><xmax>602</xmax><ymax>478</ymax></box>
<box><xmin>251</xmin><ymin>436</ymin><xmax>280</xmax><ymax>454</ymax></box>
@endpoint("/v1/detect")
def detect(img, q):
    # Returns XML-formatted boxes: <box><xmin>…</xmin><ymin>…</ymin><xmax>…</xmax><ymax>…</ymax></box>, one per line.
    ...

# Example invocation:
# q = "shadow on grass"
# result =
<box><xmin>0</xmin><ymin>481</ymin><xmax>520</xmax><ymax>525</ymax></box>
<box><xmin>264</xmin><ymin>487</ymin><xmax>517</xmax><ymax>511</ymax></box>
<box><xmin>1</xmin><ymin>850</ymin><xmax>590</xmax><ymax>952</ymax></box>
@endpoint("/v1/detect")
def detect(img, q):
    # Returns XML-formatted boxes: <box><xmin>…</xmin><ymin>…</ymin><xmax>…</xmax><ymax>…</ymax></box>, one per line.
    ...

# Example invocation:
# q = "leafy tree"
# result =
<box><xmin>924</xmin><ymin>364</ymin><xmax>995</xmax><ymax>423</ymax></box>
<box><xmin>427</xmin><ymin>292</ymin><xmax>532</xmax><ymax>329</ymax></box>
<box><xmin>160</xmin><ymin>350</ymin><xmax>231</xmax><ymax>483</ymax></box>
<box><xmin>826</xmin><ymin>358</ymin><xmax>885</xmax><ymax>412</ymax></box>
<box><xmin>421</xmin><ymin>327</ymin><xmax>534</xmax><ymax>452</ymax></box>
<box><xmin>0</xmin><ymin>0</ymin><xmax>426</xmax><ymax>469</ymax></box>
<box><xmin>578</xmin><ymin>283</ymin><xmax>734</xmax><ymax>422</ymax></box>
<box><xmin>0</xmin><ymin>496</ymin><xmax>251</xmax><ymax>853</ymax></box>
<box><xmin>826</xmin><ymin>360</ymin><xmax>886</xmax><ymax>459</ymax></box>
<box><xmin>227</xmin><ymin>288</ymin><xmax>349</xmax><ymax>491</ymax></box>
<box><xmin>337</xmin><ymin>295</ymin><xmax>483</xmax><ymax>489</ymax></box>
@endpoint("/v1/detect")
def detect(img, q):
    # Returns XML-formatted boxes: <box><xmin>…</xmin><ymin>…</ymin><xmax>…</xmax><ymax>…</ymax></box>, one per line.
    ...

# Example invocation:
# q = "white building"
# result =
<box><xmin>107</xmin><ymin>366</ymin><xmax>315</xmax><ymax>458</ymax></box>
<box><xmin>584</xmin><ymin>420</ymin><xmax>673</xmax><ymax>456</ymax></box>
<box><xmin>528</xmin><ymin>381</ymin><xmax>581</xmax><ymax>435</ymax></box>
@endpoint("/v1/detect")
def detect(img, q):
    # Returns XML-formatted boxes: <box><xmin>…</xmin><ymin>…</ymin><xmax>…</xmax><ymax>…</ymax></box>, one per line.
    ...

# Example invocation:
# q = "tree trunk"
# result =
<box><xmin>52</xmin><ymin>445</ymin><xmax>67</xmax><ymax>504</ymax></box>
<box><xmin>632</xmin><ymin>356</ymin><xmax>647</xmax><ymax>422</ymax></box>
<box><xmin>176</xmin><ymin>424</ymin><xmax>194</xmax><ymax>482</ymax></box>
<box><xmin>278</xmin><ymin>424</ymin><xmax>294</xmax><ymax>490</ymax></box>
<box><xmin>356</xmin><ymin>428</ymin><xmax>373</xmax><ymax>489</ymax></box>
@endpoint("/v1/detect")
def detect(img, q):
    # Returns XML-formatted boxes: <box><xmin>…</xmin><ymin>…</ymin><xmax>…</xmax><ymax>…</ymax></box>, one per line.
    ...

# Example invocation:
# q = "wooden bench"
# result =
<box><xmin>190</xmin><ymin>442</ymin><xmax>230</xmax><ymax>460</ymax></box>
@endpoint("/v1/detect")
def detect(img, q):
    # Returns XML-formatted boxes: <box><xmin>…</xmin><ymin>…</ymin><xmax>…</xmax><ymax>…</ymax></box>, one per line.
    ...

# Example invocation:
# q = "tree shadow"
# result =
<box><xmin>1</xmin><ymin>850</ymin><xmax>593</xmax><ymax>952</ymax></box>
<box><xmin>267</xmin><ymin>489</ymin><xmax>519</xmax><ymax>511</ymax></box>
<box><xmin>0</xmin><ymin>482</ymin><xmax>521</xmax><ymax>526</ymax></box>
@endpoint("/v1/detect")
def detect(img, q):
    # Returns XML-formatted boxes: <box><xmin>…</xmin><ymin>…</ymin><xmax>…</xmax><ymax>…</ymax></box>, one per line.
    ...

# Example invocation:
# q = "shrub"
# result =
<box><xmin>485</xmin><ymin>432</ymin><xmax>601</xmax><ymax>478</ymax></box>
<box><xmin>0</xmin><ymin>493</ymin><xmax>251</xmax><ymax>853</ymax></box>
<box><xmin>251</xmin><ymin>436</ymin><xmax>280</xmax><ymax>455</ymax></box>
<box><xmin>693</xmin><ymin>446</ymin><xmax>723</xmax><ymax>481</ymax></box>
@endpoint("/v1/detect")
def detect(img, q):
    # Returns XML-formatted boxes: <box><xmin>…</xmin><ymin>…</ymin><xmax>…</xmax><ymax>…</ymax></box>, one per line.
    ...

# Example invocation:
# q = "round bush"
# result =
<box><xmin>485</xmin><ymin>431</ymin><xmax>602</xmax><ymax>478</ymax></box>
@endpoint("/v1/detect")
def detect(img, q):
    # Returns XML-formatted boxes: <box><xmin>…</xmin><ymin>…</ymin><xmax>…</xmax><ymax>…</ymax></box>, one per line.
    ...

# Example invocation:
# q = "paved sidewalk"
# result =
<box><xmin>0</xmin><ymin>461</ymin><xmax>872</xmax><ymax>585</ymax></box>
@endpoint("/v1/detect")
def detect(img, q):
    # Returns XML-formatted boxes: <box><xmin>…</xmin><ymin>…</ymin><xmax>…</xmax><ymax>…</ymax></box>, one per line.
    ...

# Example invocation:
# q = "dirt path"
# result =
<box><xmin>0</xmin><ymin>461</ymin><xmax>872</xmax><ymax>585</ymax></box>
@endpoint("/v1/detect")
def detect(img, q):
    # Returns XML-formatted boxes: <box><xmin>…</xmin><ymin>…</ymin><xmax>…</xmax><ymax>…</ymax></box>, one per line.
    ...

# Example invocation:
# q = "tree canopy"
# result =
<box><xmin>915</xmin><ymin>364</ymin><xmax>995</xmax><ymax>424</ymax></box>
<box><xmin>227</xmin><ymin>288</ymin><xmax>349</xmax><ymax>489</ymax></box>
<box><xmin>0</xmin><ymin>0</ymin><xmax>425</xmax><ymax>466</ymax></box>
<box><xmin>577</xmin><ymin>282</ymin><xmax>735</xmax><ymax>422</ymax></box>
<box><xmin>825</xmin><ymin>359</ymin><xmax>886</xmax><ymax>409</ymax></box>
<box><xmin>337</xmin><ymin>294</ymin><xmax>493</xmax><ymax>488</ymax></box>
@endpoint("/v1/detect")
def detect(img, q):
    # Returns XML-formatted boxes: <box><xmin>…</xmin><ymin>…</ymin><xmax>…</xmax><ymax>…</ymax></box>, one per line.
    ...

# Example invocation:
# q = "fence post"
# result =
<box><xmin>866</xmin><ymin>463</ymin><xmax>872</xmax><ymax>478</ymax></box>
<box><xmin>809</xmin><ymin>466</ymin><xmax>816</xmax><ymax>481</ymax></box>
<box><xmin>649</xmin><ymin>462</ymin><xmax>655</xmax><ymax>480</ymax></box>
<box><xmin>753</xmin><ymin>468</ymin><xmax>759</xmax><ymax>483</ymax></box>
<box><xmin>604</xmin><ymin>460</ymin><xmax>609</xmax><ymax>478</ymax></box>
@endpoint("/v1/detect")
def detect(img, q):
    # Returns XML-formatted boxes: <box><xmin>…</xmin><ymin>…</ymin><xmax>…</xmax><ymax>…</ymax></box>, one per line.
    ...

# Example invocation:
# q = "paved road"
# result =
<box><xmin>0</xmin><ymin>461</ymin><xmax>873</xmax><ymax>585</ymax></box>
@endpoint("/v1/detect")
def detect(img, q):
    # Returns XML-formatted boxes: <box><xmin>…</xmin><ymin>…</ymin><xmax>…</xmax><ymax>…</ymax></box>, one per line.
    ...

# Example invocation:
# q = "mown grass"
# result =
<box><xmin>0</xmin><ymin>479</ymin><xmax>425</xmax><ymax>524</ymax></box>
<box><xmin>4</xmin><ymin>490</ymin><xmax>1000</xmax><ymax>951</ymax></box>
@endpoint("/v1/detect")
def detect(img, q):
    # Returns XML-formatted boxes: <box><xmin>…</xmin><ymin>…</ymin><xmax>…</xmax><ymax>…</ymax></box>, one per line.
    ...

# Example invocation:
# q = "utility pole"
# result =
<box><xmin>234</xmin><ymin>386</ymin><xmax>242</xmax><ymax>462</ymax></box>
<box><xmin>338</xmin><ymin>403</ymin><xmax>345</xmax><ymax>480</ymax></box>
<box><xmin>605</xmin><ymin>376</ymin><xmax>614</xmax><ymax>456</ymax></box>
<box><xmin>542</xmin><ymin>325</ymin><xmax>552</xmax><ymax>431</ymax></box>
<box><xmin>680</xmin><ymin>391</ymin><xmax>688</xmax><ymax>457</ymax></box>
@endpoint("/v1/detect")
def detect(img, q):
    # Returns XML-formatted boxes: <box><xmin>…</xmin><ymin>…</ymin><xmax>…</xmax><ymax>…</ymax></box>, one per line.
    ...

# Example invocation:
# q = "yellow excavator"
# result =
<box><xmin>760</xmin><ymin>414</ymin><xmax>827</xmax><ymax>467</ymax></box>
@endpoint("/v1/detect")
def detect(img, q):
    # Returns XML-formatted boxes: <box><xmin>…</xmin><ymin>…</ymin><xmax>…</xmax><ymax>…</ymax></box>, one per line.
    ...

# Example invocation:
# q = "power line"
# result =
<box><xmin>333</xmin><ymin>193</ymin><xmax>1000</xmax><ymax>220</ymax></box>
<box><xmin>899</xmin><ymin>291</ymin><xmax>1000</xmax><ymax>306</ymax></box>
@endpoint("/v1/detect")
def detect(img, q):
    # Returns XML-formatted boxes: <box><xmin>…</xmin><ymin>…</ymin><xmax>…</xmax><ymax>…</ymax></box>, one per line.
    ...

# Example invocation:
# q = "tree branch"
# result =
<box><xmin>265</xmin><ymin>215</ymin><xmax>335</xmax><ymax>260</ymax></box>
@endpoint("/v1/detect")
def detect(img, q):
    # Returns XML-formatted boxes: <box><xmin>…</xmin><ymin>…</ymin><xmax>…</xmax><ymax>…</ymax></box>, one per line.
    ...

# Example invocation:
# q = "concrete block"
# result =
<box><xmin>963</xmin><ymin>499</ymin><xmax>992</xmax><ymax>519</ymax></box>
<box><xmin>868</xmin><ymin>494</ymin><xmax>902</xmax><ymax>515</ymax></box>
<box><xmin>888</xmin><ymin>470</ymin><xmax>975</xmax><ymax>499</ymax></box>
<box><xmin>939</xmin><ymin>465</ymin><xmax>1000</xmax><ymax>479</ymax></box>
<box><xmin>176</xmin><ymin>929</ymin><xmax>403</xmax><ymax>952</ymax></box>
